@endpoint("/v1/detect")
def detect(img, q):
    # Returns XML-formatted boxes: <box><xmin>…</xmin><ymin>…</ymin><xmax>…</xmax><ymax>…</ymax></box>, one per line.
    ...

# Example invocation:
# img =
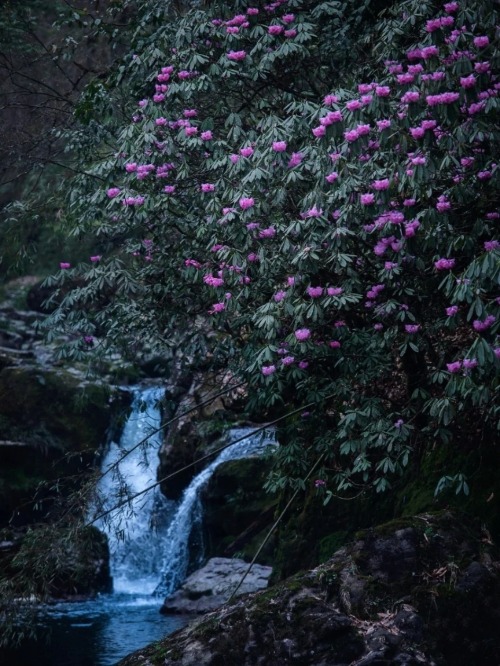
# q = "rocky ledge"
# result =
<box><xmin>160</xmin><ymin>557</ymin><xmax>272</xmax><ymax>614</ymax></box>
<box><xmin>119</xmin><ymin>510</ymin><xmax>500</xmax><ymax>666</ymax></box>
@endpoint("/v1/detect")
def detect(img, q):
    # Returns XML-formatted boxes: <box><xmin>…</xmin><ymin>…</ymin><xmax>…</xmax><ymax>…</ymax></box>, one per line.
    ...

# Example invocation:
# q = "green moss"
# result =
<box><xmin>318</xmin><ymin>530</ymin><xmax>350</xmax><ymax>563</ymax></box>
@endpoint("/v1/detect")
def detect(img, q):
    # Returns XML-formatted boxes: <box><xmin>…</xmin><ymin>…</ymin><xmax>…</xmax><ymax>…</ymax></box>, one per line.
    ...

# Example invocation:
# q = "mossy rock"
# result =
<box><xmin>202</xmin><ymin>458</ymin><xmax>277</xmax><ymax>564</ymax></box>
<box><xmin>0</xmin><ymin>366</ymin><xmax>129</xmax><ymax>525</ymax></box>
<box><xmin>117</xmin><ymin>510</ymin><xmax>500</xmax><ymax>666</ymax></box>
<box><xmin>272</xmin><ymin>432</ymin><xmax>500</xmax><ymax>582</ymax></box>
<box><xmin>0</xmin><ymin>524</ymin><xmax>112</xmax><ymax>599</ymax></box>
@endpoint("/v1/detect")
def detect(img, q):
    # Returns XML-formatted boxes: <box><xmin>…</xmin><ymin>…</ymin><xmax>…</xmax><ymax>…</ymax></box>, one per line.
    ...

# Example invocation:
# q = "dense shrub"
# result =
<box><xmin>45</xmin><ymin>0</ymin><xmax>499</xmax><ymax>495</ymax></box>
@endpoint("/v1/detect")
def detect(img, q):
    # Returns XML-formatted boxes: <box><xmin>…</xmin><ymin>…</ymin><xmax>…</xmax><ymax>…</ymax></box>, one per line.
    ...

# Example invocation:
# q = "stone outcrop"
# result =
<box><xmin>201</xmin><ymin>458</ymin><xmax>277</xmax><ymax>563</ymax></box>
<box><xmin>160</xmin><ymin>557</ymin><xmax>272</xmax><ymax>614</ymax></box>
<box><xmin>158</xmin><ymin>369</ymin><xmax>247</xmax><ymax>500</ymax></box>
<box><xmin>118</xmin><ymin>511</ymin><xmax>500</xmax><ymax>666</ymax></box>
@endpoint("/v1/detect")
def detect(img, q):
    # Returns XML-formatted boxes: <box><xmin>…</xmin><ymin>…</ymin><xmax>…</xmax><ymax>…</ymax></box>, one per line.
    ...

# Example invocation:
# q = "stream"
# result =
<box><xmin>1</xmin><ymin>386</ymin><xmax>275</xmax><ymax>666</ymax></box>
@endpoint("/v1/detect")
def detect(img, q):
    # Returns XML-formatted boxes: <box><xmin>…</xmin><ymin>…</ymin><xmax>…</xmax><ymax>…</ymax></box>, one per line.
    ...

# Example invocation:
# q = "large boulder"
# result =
<box><xmin>202</xmin><ymin>458</ymin><xmax>277</xmax><ymax>563</ymax></box>
<box><xmin>118</xmin><ymin>511</ymin><xmax>500</xmax><ymax>666</ymax></box>
<box><xmin>160</xmin><ymin>557</ymin><xmax>272</xmax><ymax>614</ymax></box>
<box><xmin>158</xmin><ymin>369</ymin><xmax>247</xmax><ymax>500</ymax></box>
<box><xmin>0</xmin><ymin>365</ymin><xmax>130</xmax><ymax>525</ymax></box>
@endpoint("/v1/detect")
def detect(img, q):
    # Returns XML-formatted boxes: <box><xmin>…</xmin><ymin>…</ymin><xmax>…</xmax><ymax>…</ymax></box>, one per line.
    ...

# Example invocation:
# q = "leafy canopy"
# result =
<box><xmin>46</xmin><ymin>0</ymin><xmax>499</xmax><ymax>496</ymax></box>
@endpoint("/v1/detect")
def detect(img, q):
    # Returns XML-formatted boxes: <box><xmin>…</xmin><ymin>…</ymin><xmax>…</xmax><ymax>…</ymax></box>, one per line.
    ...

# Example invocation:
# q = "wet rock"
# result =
<box><xmin>160</xmin><ymin>557</ymin><xmax>272</xmax><ymax>614</ymax></box>
<box><xmin>119</xmin><ymin>511</ymin><xmax>500</xmax><ymax>666</ymax></box>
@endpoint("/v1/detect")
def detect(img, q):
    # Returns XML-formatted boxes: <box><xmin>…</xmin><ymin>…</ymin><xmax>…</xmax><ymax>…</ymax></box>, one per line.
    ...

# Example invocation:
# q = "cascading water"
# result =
<box><xmin>94</xmin><ymin>386</ymin><xmax>175</xmax><ymax>595</ymax></box>
<box><xmin>2</xmin><ymin>386</ymin><xmax>276</xmax><ymax>666</ymax></box>
<box><xmin>155</xmin><ymin>426</ymin><xmax>276</xmax><ymax>597</ymax></box>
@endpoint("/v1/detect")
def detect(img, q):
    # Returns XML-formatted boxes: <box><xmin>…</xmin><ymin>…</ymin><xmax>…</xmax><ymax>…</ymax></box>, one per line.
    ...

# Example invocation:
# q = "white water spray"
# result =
<box><xmin>94</xmin><ymin>387</ymin><xmax>275</xmax><ymax>598</ymax></box>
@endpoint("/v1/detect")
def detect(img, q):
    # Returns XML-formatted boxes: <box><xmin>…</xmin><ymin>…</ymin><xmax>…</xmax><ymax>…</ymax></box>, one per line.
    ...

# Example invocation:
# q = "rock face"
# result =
<box><xmin>118</xmin><ymin>511</ymin><xmax>500</xmax><ymax>666</ymax></box>
<box><xmin>160</xmin><ymin>557</ymin><xmax>272</xmax><ymax>614</ymax></box>
<box><xmin>202</xmin><ymin>458</ymin><xmax>277</xmax><ymax>563</ymax></box>
<box><xmin>158</xmin><ymin>369</ymin><xmax>246</xmax><ymax>500</ymax></box>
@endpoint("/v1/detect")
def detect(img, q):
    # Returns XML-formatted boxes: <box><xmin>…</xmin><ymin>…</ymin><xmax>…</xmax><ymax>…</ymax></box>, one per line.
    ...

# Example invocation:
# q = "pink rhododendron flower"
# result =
<box><xmin>201</xmin><ymin>130</ymin><xmax>213</xmax><ymax>140</ymax></box>
<box><xmin>346</xmin><ymin>99</ymin><xmax>362</xmax><ymax>111</ymax></box>
<box><xmin>434</xmin><ymin>257</ymin><xmax>455</xmax><ymax>270</ymax></box>
<box><xmin>305</xmin><ymin>205</ymin><xmax>323</xmax><ymax>218</ymax></box>
<box><xmin>401</xmin><ymin>91</ymin><xmax>420</xmax><ymax>104</ymax></box>
<box><xmin>320</xmin><ymin>110</ymin><xmax>343</xmax><ymax>125</ymax></box>
<box><xmin>272</xmin><ymin>141</ymin><xmax>287</xmax><ymax>152</ymax></box>
<box><xmin>324</xmin><ymin>94</ymin><xmax>339</xmax><ymax>105</ymax></box>
<box><xmin>377</xmin><ymin>119</ymin><xmax>391</xmax><ymax>130</ymax></box>
<box><xmin>358</xmin><ymin>83</ymin><xmax>373</xmax><ymax>93</ymax></box>
<box><xmin>447</xmin><ymin>361</ymin><xmax>462</xmax><ymax>373</ymax></box>
<box><xmin>475</xmin><ymin>62</ymin><xmax>491</xmax><ymax>73</ymax></box>
<box><xmin>90</xmin><ymin>255</ymin><xmax>101</xmax><ymax>263</ymax></box>
<box><xmin>325</xmin><ymin>172</ymin><xmax>339</xmax><ymax>183</ymax></box>
<box><xmin>185</xmin><ymin>126</ymin><xmax>198</xmax><ymax>137</ymax></box>
<box><xmin>312</xmin><ymin>125</ymin><xmax>326</xmax><ymax>138</ymax></box>
<box><xmin>259</xmin><ymin>227</ymin><xmax>276</xmax><ymax>238</ymax></box>
<box><xmin>163</xmin><ymin>185</ymin><xmax>176</xmax><ymax>194</ymax></box>
<box><xmin>60</xmin><ymin>262</ymin><xmax>71</xmax><ymax>269</ymax></box>
<box><xmin>360</xmin><ymin>193</ymin><xmax>375</xmax><ymax>205</ymax></box>
<box><xmin>201</xmin><ymin>183</ymin><xmax>215</xmax><ymax>192</ymax></box>
<box><xmin>344</xmin><ymin>129</ymin><xmax>359</xmax><ymax>142</ymax></box>
<box><xmin>329</xmin><ymin>340</ymin><xmax>341</xmax><ymax>348</ymax></box>
<box><xmin>327</xmin><ymin>287</ymin><xmax>343</xmax><ymax>296</ymax></box>
<box><xmin>227</xmin><ymin>50</ymin><xmax>247</xmax><ymax>61</ymax></box>
<box><xmin>473</xmin><ymin>36</ymin><xmax>489</xmax><ymax>48</ymax></box>
<box><xmin>288</xmin><ymin>152</ymin><xmax>303</xmax><ymax>167</ymax></box>
<box><xmin>484</xmin><ymin>240</ymin><xmax>500</xmax><ymax>251</ymax></box>
<box><xmin>240</xmin><ymin>146</ymin><xmax>254</xmax><ymax>157</ymax></box>
<box><xmin>446</xmin><ymin>305</ymin><xmax>459</xmax><ymax>316</ymax></box>
<box><xmin>203</xmin><ymin>274</ymin><xmax>224</xmax><ymax>287</ymax></box>
<box><xmin>282</xmin><ymin>13</ymin><xmax>295</xmax><ymax>23</ymax></box>
<box><xmin>239</xmin><ymin>197</ymin><xmax>255</xmax><ymax>210</ymax></box>
<box><xmin>281</xmin><ymin>355</ymin><xmax>295</xmax><ymax>366</ymax></box>
<box><xmin>426</xmin><ymin>92</ymin><xmax>460</xmax><ymax>106</ymax></box>
<box><xmin>209</xmin><ymin>302</ymin><xmax>225</xmax><ymax>314</ymax></box>
<box><xmin>295</xmin><ymin>328</ymin><xmax>311</xmax><ymax>341</ymax></box>
<box><xmin>307</xmin><ymin>286</ymin><xmax>323</xmax><ymax>298</ymax></box>
<box><xmin>436</xmin><ymin>196</ymin><xmax>451</xmax><ymax>212</ymax></box>
<box><xmin>473</xmin><ymin>315</ymin><xmax>496</xmax><ymax>331</ymax></box>
<box><xmin>405</xmin><ymin>324</ymin><xmax>420</xmax><ymax>333</ymax></box>
<box><xmin>460</xmin><ymin>74</ymin><xmax>476</xmax><ymax>88</ymax></box>
<box><xmin>463</xmin><ymin>358</ymin><xmax>478</xmax><ymax>370</ymax></box>
<box><xmin>375</xmin><ymin>85</ymin><xmax>391</xmax><ymax>97</ymax></box>
<box><xmin>372</xmin><ymin>179</ymin><xmax>390</xmax><ymax>190</ymax></box>
<box><xmin>261</xmin><ymin>364</ymin><xmax>276</xmax><ymax>376</ymax></box>
<box><xmin>410</xmin><ymin>126</ymin><xmax>425</xmax><ymax>139</ymax></box>
<box><xmin>356</xmin><ymin>123</ymin><xmax>371</xmax><ymax>136</ymax></box>
<box><xmin>107</xmin><ymin>187</ymin><xmax>121</xmax><ymax>198</ymax></box>
<box><xmin>268</xmin><ymin>24</ymin><xmax>284</xmax><ymax>35</ymax></box>
<box><xmin>274</xmin><ymin>290</ymin><xmax>287</xmax><ymax>302</ymax></box>
<box><xmin>298</xmin><ymin>360</ymin><xmax>309</xmax><ymax>369</ymax></box>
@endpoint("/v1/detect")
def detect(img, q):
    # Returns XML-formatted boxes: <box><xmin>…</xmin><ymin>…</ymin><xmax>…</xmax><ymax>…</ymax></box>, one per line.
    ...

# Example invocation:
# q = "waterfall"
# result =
<box><xmin>94</xmin><ymin>386</ymin><xmax>175</xmax><ymax>596</ymax></box>
<box><xmin>94</xmin><ymin>386</ymin><xmax>275</xmax><ymax>599</ymax></box>
<box><xmin>155</xmin><ymin>427</ymin><xmax>276</xmax><ymax>597</ymax></box>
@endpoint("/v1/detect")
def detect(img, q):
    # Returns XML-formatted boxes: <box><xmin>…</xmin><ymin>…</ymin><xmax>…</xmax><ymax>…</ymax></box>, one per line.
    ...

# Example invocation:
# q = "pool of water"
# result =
<box><xmin>0</xmin><ymin>593</ymin><xmax>190</xmax><ymax>666</ymax></box>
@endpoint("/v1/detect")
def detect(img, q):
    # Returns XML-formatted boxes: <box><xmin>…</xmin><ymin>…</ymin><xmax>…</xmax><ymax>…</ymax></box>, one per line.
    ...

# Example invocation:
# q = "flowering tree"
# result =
<box><xmin>46</xmin><ymin>0</ymin><xmax>499</xmax><ymax>496</ymax></box>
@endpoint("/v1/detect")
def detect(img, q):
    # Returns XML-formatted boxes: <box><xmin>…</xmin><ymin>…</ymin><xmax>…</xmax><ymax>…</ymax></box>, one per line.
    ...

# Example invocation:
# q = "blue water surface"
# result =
<box><xmin>0</xmin><ymin>594</ymin><xmax>189</xmax><ymax>666</ymax></box>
